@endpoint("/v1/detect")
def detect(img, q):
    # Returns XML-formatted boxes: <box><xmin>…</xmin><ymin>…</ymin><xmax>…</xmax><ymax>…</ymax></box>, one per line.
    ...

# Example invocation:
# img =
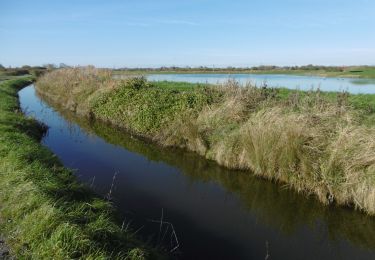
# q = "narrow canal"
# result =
<box><xmin>19</xmin><ymin>85</ymin><xmax>375</xmax><ymax>259</ymax></box>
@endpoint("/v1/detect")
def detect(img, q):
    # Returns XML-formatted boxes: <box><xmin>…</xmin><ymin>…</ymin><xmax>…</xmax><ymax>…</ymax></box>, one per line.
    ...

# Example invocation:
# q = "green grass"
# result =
<box><xmin>149</xmin><ymin>80</ymin><xmax>209</xmax><ymax>90</ymax></box>
<box><xmin>36</xmin><ymin>67</ymin><xmax>375</xmax><ymax>216</ymax></box>
<box><xmin>91</xmin><ymin>80</ymin><xmax>220</xmax><ymax>134</ymax></box>
<box><xmin>0</xmin><ymin>78</ymin><xmax>158</xmax><ymax>259</ymax></box>
<box><xmin>0</xmin><ymin>71</ymin><xmax>30</xmax><ymax>82</ymax></box>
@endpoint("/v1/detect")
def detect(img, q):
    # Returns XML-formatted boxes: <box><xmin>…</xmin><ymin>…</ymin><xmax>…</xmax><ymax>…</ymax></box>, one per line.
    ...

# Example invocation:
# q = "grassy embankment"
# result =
<box><xmin>36</xmin><ymin>67</ymin><xmax>375</xmax><ymax>215</ymax></box>
<box><xmin>0</xmin><ymin>78</ymin><xmax>155</xmax><ymax>259</ymax></box>
<box><xmin>113</xmin><ymin>66</ymin><xmax>375</xmax><ymax>78</ymax></box>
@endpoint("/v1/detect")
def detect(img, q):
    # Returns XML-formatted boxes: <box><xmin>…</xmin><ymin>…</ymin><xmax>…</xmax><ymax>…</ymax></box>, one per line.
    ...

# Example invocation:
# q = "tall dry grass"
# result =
<box><xmin>154</xmin><ymin>77</ymin><xmax>375</xmax><ymax>214</ymax></box>
<box><xmin>37</xmin><ymin>66</ymin><xmax>115</xmax><ymax>114</ymax></box>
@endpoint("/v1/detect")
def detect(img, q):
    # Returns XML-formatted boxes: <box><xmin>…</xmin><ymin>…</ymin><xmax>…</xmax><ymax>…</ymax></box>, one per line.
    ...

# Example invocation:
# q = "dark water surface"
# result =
<box><xmin>19</xmin><ymin>85</ymin><xmax>375</xmax><ymax>259</ymax></box>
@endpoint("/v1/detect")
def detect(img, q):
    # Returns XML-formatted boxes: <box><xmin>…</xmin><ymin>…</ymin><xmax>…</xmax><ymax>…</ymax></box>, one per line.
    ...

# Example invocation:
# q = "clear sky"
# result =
<box><xmin>1</xmin><ymin>0</ymin><xmax>374</xmax><ymax>67</ymax></box>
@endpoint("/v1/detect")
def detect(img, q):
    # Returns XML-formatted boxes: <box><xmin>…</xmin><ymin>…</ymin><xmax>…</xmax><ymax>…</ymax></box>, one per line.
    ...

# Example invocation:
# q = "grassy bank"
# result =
<box><xmin>36</xmin><ymin>67</ymin><xmax>375</xmax><ymax>215</ymax></box>
<box><xmin>0</xmin><ymin>78</ymin><xmax>155</xmax><ymax>259</ymax></box>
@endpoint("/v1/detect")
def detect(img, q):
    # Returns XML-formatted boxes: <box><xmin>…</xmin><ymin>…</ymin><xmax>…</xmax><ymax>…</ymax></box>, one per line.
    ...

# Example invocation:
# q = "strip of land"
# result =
<box><xmin>36</xmin><ymin>67</ymin><xmax>375</xmax><ymax>216</ymax></box>
<box><xmin>3</xmin><ymin>65</ymin><xmax>375</xmax><ymax>79</ymax></box>
<box><xmin>112</xmin><ymin>65</ymin><xmax>375</xmax><ymax>78</ymax></box>
<box><xmin>0</xmin><ymin>78</ymin><xmax>156</xmax><ymax>259</ymax></box>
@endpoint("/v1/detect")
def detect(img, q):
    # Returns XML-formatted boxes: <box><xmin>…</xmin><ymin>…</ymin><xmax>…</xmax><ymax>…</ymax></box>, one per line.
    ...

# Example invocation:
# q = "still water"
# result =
<box><xmin>147</xmin><ymin>73</ymin><xmax>375</xmax><ymax>94</ymax></box>
<box><xmin>19</xmin><ymin>85</ymin><xmax>375</xmax><ymax>259</ymax></box>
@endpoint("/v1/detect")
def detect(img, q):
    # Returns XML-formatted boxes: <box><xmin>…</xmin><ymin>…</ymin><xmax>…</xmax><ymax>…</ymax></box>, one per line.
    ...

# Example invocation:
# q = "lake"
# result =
<box><xmin>145</xmin><ymin>73</ymin><xmax>375</xmax><ymax>94</ymax></box>
<box><xmin>19</xmin><ymin>85</ymin><xmax>375</xmax><ymax>259</ymax></box>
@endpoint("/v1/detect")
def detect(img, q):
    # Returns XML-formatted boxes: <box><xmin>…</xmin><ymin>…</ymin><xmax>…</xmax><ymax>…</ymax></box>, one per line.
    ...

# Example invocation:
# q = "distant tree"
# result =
<box><xmin>59</xmin><ymin>63</ymin><xmax>70</xmax><ymax>68</ymax></box>
<box><xmin>30</xmin><ymin>69</ymin><xmax>46</xmax><ymax>77</ymax></box>
<box><xmin>5</xmin><ymin>69</ymin><xmax>29</xmax><ymax>76</ymax></box>
<box><xmin>43</xmin><ymin>63</ymin><xmax>57</xmax><ymax>70</ymax></box>
<box><xmin>0</xmin><ymin>64</ymin><xmax>4</xmax><ymax>70</ymax></box>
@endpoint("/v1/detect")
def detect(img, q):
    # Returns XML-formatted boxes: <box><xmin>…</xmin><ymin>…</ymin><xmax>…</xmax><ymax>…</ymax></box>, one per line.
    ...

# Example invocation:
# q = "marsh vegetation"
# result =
<box><xmin>18</xmin><ymin>85</ymin><xmax>375</xmax><ymax>259</ymax></box>
<box><xmin>36</xmin><ymin>67</ymin><xmax>375</xmax><ymax>216</ymax></box>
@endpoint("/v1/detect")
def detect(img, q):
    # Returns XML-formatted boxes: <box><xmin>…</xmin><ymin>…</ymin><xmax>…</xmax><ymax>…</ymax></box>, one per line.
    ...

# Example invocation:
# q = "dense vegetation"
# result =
<box><xmin>0</xmin><ymin>65</ymin><xmax>48</xmax><ymax>78</ymax></box>
<box><xmin>37</xmin><ymin>67</ymin><xmax>375</xmax><ymax>215</ymax></box>
<box><xmin>0</xmin><ymin>78</ymin><xmax>155</xmax><ymax>259</ymax></box>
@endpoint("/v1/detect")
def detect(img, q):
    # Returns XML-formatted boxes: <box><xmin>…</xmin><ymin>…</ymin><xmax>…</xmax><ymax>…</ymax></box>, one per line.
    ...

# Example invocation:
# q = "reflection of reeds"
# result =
<box><xmin>106</xmin><ymin>171</ymin><xmax>118</xmax><ymax>200</ymax></box>
<box><xmin>36</xmin><ymin>67</ymin><xmax>375</xmax><ymax>216</ymax></box>
<box><xmin>265</xmin><ymin>241</ymin><xmax>270</xmax><ymax>260</ymax></box>
<box><xmin>147</xmin><ymin>209</ymin><xmax>180</xmax><ymax>253</ymax></box>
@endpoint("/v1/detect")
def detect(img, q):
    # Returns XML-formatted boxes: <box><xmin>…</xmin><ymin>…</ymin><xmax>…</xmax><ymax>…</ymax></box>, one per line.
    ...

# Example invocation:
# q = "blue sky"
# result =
<box><xmin>1</xmin><ymin>0</ymin><xmax>375</xmax><ymax>67</ymax></box>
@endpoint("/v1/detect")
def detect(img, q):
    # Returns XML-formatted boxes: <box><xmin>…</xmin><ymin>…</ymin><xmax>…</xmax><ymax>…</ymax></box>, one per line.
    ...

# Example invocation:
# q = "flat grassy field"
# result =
<box><xmin>0</xmin><ymin>71</ymin><xmax>29</xmax><ymax>82</ymax></box>
<box><xmin>113</xmin><ymin>66</ymin><xmax>375</xmax><ymax>78</ymax></box>
<box><xmin>0</xmin><ymin>78</ymin><xmax>157</xmax><ymax>259</ymax></box>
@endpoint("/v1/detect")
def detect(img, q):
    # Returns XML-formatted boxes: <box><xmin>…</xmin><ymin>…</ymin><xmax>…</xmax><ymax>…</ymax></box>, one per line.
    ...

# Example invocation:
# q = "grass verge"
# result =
<box><xmin>0</xmin><ymin>78</ymin><xmax>156</xmax><ymax>259</ymax></box>
<box><xmin>36</xmin><ymin>67</ymin><xmax>375</xmax><ymax>215</ymax></box>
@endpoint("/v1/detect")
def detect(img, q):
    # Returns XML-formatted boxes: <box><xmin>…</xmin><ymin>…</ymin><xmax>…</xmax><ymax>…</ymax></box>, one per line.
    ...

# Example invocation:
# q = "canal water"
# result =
<box><xmin>19</xmin><ymin>85</ymin><xmax>375</xmax><ymax>259</ymax></box>
<box><xmin>146</xmin><ymin>73</ymin><xmax>375</xmax><ymax>94</ymax></box>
